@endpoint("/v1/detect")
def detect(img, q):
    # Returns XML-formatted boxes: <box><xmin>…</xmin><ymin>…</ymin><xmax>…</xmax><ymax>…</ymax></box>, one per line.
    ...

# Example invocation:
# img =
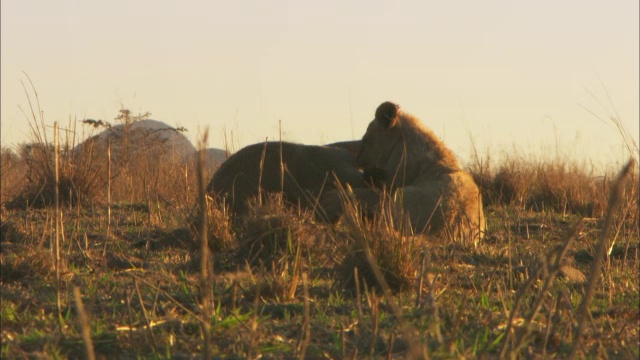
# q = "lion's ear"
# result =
<box><xmin>375</xmin><ymin>102</ymin><xmax>399</xmax><ymax>128</ymax></box>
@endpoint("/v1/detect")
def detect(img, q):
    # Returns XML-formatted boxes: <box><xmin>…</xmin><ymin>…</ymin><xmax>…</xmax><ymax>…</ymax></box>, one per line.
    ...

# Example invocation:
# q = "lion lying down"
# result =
<box><xmin>206</xmin><ymin>141</ymin><xmax>366</xmax><ymax>221</ymax></box>
<box><xmin>321</xmin><ymin>102</ymin><xmax>486</xmax><ymax>243</ymax></box>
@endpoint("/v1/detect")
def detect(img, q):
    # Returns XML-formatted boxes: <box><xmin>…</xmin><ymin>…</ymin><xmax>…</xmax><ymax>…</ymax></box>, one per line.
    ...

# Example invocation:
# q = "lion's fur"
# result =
<box><xmin>324</xmin><ymin>102</ymin><xmax>486</xmax><ymax>243</ymax></box>
<box><xmin>207</xmin><ymin>141</ymin><xmax>365</xmax><ymax>221</ymax></box>
<box><xmin>325</xmin><ymin>140</ymin><xmax>362</xmax><ymax>156</ymax></box>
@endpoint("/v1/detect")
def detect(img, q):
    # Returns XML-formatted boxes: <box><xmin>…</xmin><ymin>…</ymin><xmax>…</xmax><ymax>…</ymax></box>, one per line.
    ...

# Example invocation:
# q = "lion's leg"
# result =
<box><xmin>318</xmin><ymin>187</ymin><xmax>381</xmax><ymax>223</ymax></box>
<box><xmin>394</xmin><ymin>186</ymin><xmax>445</xmax><ymax>234</ymax></box>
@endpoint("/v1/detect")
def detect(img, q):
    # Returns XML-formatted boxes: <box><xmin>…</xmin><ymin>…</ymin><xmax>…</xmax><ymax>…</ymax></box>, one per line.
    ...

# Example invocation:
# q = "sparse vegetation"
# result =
<box><xmin>468</xmin><ymin>153</ymin><xmax>615</xmax><ymax>217</ymax></box>
<box><xmin>1</xmin><ymin>91</ymin><xmax>638</xmax><ymax>358</ymax></box>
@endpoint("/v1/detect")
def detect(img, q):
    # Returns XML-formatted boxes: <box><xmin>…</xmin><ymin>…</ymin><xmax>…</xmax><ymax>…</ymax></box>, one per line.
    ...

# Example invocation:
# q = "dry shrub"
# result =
<box><xmin>237</xmin><ymin>193</ymin><xmax>315</xmax><ymax>269</ymax></box>
<box><xmin>468</xmin><ymin>152</ymin><xmax>531</xmax><ymax>208</ymax></box>
<box><xmin>1</xmin><ymin>147</ymin><xmax>25</xmax><ymax>205</ymax></box>
<box><xmin>491</xmin><ymin>160</ymin><xmax>531</xmax><ymax>207</ymax></box>
<box><xmin>529</xmin><ymin>161</ymin><xmax>600</xmax><ymax>215</ymax></box>
<box><xmin>5</xmin><ymin>80</ymin><xmax>195</xmax><ymax>209</ymax></box>
<box><xmin>468</xmin><ymin>153</ymin><xmax>610</xmax><ymax>216</ymax></box>
<box><xmin>334</xmin><ymin>189</ymin><xmax>422</xmax><ymax>292</ymax></box>
<box><xmin>76</xmin><ymin>110</ymin><xmax>197</xmax><ymax>205</ymax></box>
<box><xmin>4</xmin><ymin>79</ymin><xmax>105</xmax><ymax>209</ymax></box>
<box><xmin>6</xmin><ymin>139</ymin><xmax>104</xmax><ymax>209</ymax></box>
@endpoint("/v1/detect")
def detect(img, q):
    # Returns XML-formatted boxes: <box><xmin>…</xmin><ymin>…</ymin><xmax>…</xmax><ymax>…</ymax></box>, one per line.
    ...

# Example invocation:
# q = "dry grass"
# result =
<box><xmin>1</xmin><ymin>156</ymin><xmax>637</xmax><ymax>358</ymax></box>
<box><xmin>188</xmin><ymin>195</ymin><xmax>235</xmax><ymax>252</ymax></box>
<box><xmin>4</xmin><ymin>107</ymin><xmax>199</xmax><ymax>212</ymax></box>
<box><xmin>1</xmin><ymin>92</ymin><xmax>638</xmax><ymax>357</ymax></box>
<box><xmin>333</xmin><ymin>188</ymin><xmax>423</xmax><ymax>292</ymax></box>
<box><xmin>237</xmin><ymin>193</ymin><xmax>315</xmax><ymax>270</ymax></box>
<box><xmin>468</xmin><ymin>151</ymin><xmax>637</xmax><ymax>219</ymax></box>
<box><xmin>75</xmin><ymin>109</ymin><xmax>203</xmax><ymax>206</ymax></box>
<box><xmin>5</xmin><ymin>138</ymin><xmax>104</xmax><ymax>209</ymax></box>
<box><xmin>1</xmin><ymin>147</ymin><xmax>23</xmax><ymax>205</ymax></box>
<box><xmin>1</xmin><ymin>244</ymin><xmax>67</xmax><ymax>283</ymax></box>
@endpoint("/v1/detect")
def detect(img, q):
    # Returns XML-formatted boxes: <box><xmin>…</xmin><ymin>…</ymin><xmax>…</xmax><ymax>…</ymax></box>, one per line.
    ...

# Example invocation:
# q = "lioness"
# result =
<box><xmin>322</xmin><ymin>102</ymin><xmax>486</xmax><ymax>243</ymax></box>
<box><xmin>207</xmin><ymin>141</ymin><xmax>366</xmax><ymax>221</ymax></box>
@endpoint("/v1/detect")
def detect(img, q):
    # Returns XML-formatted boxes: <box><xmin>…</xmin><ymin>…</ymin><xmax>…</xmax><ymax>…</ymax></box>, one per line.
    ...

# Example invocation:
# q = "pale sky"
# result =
<box><xmin>2</xmin><ymin>0</ymin><xmax>638</xmax><ymax>171</ymax></box>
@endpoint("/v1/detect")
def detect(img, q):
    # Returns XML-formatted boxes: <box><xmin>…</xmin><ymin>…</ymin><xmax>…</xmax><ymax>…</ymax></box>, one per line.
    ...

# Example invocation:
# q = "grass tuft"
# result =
<box><xmin>467</xmin><ymin>153</ymin><xmax>629</xmax><ymax>217</ymax></box>
<box><xmin>1</xmin><ymin>245</ymin><xmax>67</xmax><ymax>282</ymax></box>
<box><xmin>188</xmin><ymin>195</ymin><xmax>235</xmax><ymax>252</ymax></box>
<box><xmin>6</xmin><ymin>141</ymin><xmax>103</xmax><ymax>209</ymax></box>
<box><xmin>334</xmin><ymin>188</ymin><xmax>422</xmax><ymax>292</ymax></box>
<box><xmin>238</xmin><ymin>193</ymin><xmax>314</xmax><ymax>270</ymax></box>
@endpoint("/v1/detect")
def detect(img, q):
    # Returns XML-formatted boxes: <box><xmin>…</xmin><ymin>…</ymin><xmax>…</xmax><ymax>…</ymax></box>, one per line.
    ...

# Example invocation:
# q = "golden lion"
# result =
<box><xmin>207</xmin><ymin>141</ymin><xmax>366</xmax><ymax>221</ymax></box>
<box><xmin>322</xmin><ymin>101</ymin><xmax>486</xmax><ymax>243</ymax></box>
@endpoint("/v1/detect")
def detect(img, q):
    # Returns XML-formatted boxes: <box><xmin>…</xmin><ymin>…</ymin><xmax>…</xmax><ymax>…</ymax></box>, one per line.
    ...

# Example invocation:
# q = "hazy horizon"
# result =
<box><xmin>2</xmin><ymin>1</ymin><xmax>638</xmax><ymax>172</ymax></box>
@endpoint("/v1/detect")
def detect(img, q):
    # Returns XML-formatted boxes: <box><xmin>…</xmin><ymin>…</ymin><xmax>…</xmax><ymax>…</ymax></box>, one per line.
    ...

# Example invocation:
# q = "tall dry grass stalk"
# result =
<box><xmin>570</xmin><ymin>158</ymin><xmax>635</xmax><ymax>358</ymax></box>
<box><xmin>196</xmin><ymin>129</ymin><xmax>212</xmax><ymax>360</ymax></box>
<box><xmin>279</xmin><ymin>121</ymin><xmax>285</xmax><ymax>193</ymax></box>
<box><xmin>297</xmin><ymin>272</ymin><xmax>311</xmax><ymax>359</ymax></box>
<box><xmin>104</xmin><ymin>138</ymin><xmax>111</xmax><ymax>255</ymax></box>
<box><xmin>53</xmin><ymin>122</ymin><xmax>63</xmax><ymax>327</ymax></box>
<box><xmin>258</xmin><ymin>138</ymin><xmax>268</xmax><ymax>206</ymax></box>
<box><xmin>134</xmin><ymin>279</ymin><xmax>158</xmax><ymax>351</ymax></box>
<box><xmin>580</xmin><ymin>80</ymin><xmax>638</xmax><ymax>165</ymax></box>
<box><xmin>73</xmin><ymin>287</ymin><xmax>96</xmax><ymax>360</ymax></box>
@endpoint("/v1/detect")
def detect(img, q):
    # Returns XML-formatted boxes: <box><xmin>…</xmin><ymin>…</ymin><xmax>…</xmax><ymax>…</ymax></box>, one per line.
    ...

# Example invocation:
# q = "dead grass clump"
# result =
<box><xmin>236</xmin><ymin>194</ymin><xmax>314</xmax><ymax>302</ymax></box>
<box><xmin>335</xmin><ymin>191</ymin><xmax>422</xmax><ymax>292</ymax></box>
<box><xmin>237</xmin><ymin>193</ymin><xmax>314</xmax><ymax>270</ymax></box>
<box><xmin>468</xmin><ymin>154</ymin><xmax>535</xmax><ymax>209</ymax></box>
<box><xmin>0</xmin><ymin>217</ymin><xmax>27</xmax><ymax>245</ymax></box>
<box><xmin>0</xmin><ymin>245</ymin><xmax>67</xmax><ymax>282</ymax></box>
<box><xmin>247</xmin><ymin>262</ymin><xmax>303</xmax><ymax>302</ymax></box>
<box><xmin>189</xmin><ymin>195</ymin><xmax>235</xmax><ymax>252</ymax></box>
<box><xmin>468</xmin><ymin>154</ymin><xmax>607</xmax><ymax>216</ymax></box>
<box><xmin>8</xmin><ymin>173</ymin><xmax>80</xmax><ymax>209</ymax></box>
<box><xmin>6</xmin><ymin>140</ymin><xmax>104</xmax><ymax>210</ymax></box>
<box><xmin>1</xmin><ymin>147</ymin><xmax>25</xmax><ymax>205</ymax></box>
<box><xmin>491</xmin><ymin>160</ymin><xmax>530</xmax><ymax>207</ymax></box>
<box><xmin>528</xmin><ymin>161</ymin><xmax>600</xmax><ymax>215</ymax></box>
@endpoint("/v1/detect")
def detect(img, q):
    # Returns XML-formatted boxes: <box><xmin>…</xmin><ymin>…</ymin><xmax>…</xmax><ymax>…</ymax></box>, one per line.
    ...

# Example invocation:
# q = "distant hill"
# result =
<box><xmin>75</xmin><ymin>119</ymin><xmax>196</xmax><ymax>163</ymax></box>
<box><xmin>205</xmin><ymin>148</ymin><xmax>229</xmax><ymax>168</ymax></box>
<box><xmin>75</xmin><ymin>119</ymin><xmax>231</xmax><ymax>173</ymax></box>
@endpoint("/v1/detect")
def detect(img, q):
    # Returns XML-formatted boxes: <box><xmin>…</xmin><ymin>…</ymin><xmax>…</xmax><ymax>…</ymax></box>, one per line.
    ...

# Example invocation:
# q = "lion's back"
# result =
<box><xmin>207</xmin><ymin>142</ymin><xmax>364</xmax><ymax>219</ymax></box>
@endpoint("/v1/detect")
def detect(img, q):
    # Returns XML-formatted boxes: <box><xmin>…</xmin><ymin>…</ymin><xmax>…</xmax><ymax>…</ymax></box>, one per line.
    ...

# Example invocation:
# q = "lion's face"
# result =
<box><xmin>356</xmin><ymin>102</ymin><xmax>403</xmax><ymax>169</ymax></box>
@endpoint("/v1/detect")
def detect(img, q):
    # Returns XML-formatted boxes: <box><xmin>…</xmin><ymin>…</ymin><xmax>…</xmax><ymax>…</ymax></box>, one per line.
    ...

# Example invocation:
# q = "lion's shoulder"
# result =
<box><xmin>398</xmin><ymin>113</ymin><xmax>460</xmax><ymax>171</ymax></box>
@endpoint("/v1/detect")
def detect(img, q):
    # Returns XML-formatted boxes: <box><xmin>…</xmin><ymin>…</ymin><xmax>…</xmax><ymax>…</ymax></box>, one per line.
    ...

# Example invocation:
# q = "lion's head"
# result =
<box><xmin>357</xmin><ymin>101</ymin><xmax>404</xmax><ymax>169</ymax></box>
